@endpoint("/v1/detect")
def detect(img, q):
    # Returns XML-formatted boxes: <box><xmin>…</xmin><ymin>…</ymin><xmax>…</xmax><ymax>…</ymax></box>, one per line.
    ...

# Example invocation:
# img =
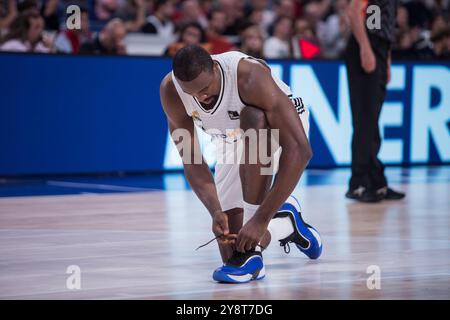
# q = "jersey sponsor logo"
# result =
<box><xmin>228</xmin><ymin>110</ymin><xmax>240</xmax><ymax>120</ymax></box>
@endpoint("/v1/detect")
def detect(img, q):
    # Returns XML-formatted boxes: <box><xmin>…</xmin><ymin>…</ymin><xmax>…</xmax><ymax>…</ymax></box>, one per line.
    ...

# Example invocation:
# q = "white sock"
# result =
<box><xmin>267</xmin><ymin>217</ymin><xmax>294</xmax><ymax>242</ymax></box>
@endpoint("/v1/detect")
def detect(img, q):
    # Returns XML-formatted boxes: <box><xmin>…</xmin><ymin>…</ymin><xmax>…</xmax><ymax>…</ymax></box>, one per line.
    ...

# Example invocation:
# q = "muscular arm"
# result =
<box><xmin>160</xmin><ymin>74</ymin><xmax>223</xmax><ymax>218</ymax></box>
<box><xmin>238</xmin><ymin>60</ymin><xmax>312</xmax><ymax>225</ymax></box>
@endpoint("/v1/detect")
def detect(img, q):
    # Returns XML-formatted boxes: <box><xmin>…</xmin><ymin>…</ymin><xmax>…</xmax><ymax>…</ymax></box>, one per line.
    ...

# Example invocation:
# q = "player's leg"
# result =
<box><xmin>239</xmin><ymin>106</ymin><xmax>321</xmax><ymax>257</ymax></box>
<box><xmin>239</xmin><ymin>105</ymin><xmax>274</xmax><ymax>216</ymax></box>
<box><xmin>212</xmin><ymin>106</ymin><xmax>321</xmax><ymax>283</ymax></box>
<box><xmin>212</xmin><ymin>106</ymin><xmax>273</xmax><ymax>283</ymax></box>
<box><xmin>213</xmin><ymin>140</ymin><xmax>247</xmax><ymax>264</ymax></box>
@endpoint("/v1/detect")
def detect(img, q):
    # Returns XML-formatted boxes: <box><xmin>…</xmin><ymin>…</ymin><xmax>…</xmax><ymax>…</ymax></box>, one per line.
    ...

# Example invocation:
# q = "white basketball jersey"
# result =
<box><xmin>171</xmin><ymin>51</ymin><xmax>305</xmax><ymax>143</ymax></box>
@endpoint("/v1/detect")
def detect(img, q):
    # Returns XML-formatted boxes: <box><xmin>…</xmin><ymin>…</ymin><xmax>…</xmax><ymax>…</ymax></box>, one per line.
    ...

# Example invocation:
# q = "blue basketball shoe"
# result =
<box><xmin>273</xmin><ymin>195</ymin><xmax>322</xmax><ymax>259</ymax></box>
<box><xmin>212</xmin><ymin>250</ymin><xmax>265</xmax><ymax>283</ymax></box>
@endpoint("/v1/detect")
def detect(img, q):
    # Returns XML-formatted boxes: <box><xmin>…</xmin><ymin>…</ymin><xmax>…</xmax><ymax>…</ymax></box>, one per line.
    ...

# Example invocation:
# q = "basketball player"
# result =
<box><xmin>160</xmin><ymin>45</ymin><xmax>322</xmax><ymax>283</ymax></box>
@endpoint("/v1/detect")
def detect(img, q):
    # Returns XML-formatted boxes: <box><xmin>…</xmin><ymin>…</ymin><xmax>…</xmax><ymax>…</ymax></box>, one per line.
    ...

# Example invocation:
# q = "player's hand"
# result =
<box><xmin>236</xmin><ymin>216</ymin><xmax>268</xmax><ymax>252</ymax></box>
<box><xmin>360</xmin><ymin>45</ymin><xmax>376</xmax><ymax>73</ymax></box>
<box><xmin>212</xmin><ymin>211</ymin><xmax>234</xmax><ymax>245</ymax></box>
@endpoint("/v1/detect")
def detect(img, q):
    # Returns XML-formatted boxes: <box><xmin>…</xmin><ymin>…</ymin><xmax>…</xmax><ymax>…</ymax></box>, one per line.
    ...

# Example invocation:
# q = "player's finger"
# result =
<box><xmin>219</xmin><ymin>218</ymin><xmax>229</xmax><ymax>235</ymax></box>
<box><xmin>235</xmin><ymin>234</ymin><xmax>244</xmax><ymax>252</ymax></box>
<box><xmin>226</xmin><ymin>234</ymin><xmax>237</xmax><ymax>240</ymax></box>
<box><xmin>238</xmin><ymin>238</ymin><xmax>248</xmax><ymax>253</ymax></box>
<box><xmin>222</xmin><ymin>223</ymin><xmax>229</xmax><ymax>236</ymax></box>
<box><xmin>218</xmin><ymin>234</ymin><xmax>236</xmax><ymax>245</ymax></box>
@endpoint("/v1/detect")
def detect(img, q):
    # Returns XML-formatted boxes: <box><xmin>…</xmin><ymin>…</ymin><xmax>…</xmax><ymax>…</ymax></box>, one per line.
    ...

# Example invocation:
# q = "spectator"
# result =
<box><xmin>176</xmin><ymin>0</ymin><xmax>208</xmax><ymax>29</ymax></box>
<box><xmin>53</xmin><ymin>6</ymin><xmax>91</xmax><ymax>53</ymax></box>
<box><xmin>239</xmin><ymin>23</ymin><xmax>264</xmax><ymax>58</ymax></box>
<box><xmin>264</xmin><ymin>15</ymin><xmax>292</xmax><ymax>59</ymax></box>
<box><xmin>79</xmin><ymin>18</ymin><xmax>127</xmax><ymax>55</ymax></box>
<box><xmin>206</xmin><ymin>9</ymin><xmax>235</xmax><ymax>54</ymax></box>
<box><xmin>302</xmin><ymin>0</ymin><xmax>327</xmax><ymax>36</ymax></box>
<box><xmin>404</xmin><ymin>0</ymin><xmax>433</xmax><ymax>31</ymax></box>
<box><xmin>115</xmin><ymin>0</ymin><xmax>148</xmax><ymax>32</ymax></box>
<box><xmin>431</xmin><ymin>14</ymin><xmax>448</xmax><ymax>34</ymax></box>
<box><xmin>316</xmin><ymin>0</ymin><xmax>350</xmax><ymax>59</ymax></box>
<box><xmin>0</xmin><ymin>9</ymin><xmax>50</xmax><ymax>52</ymax></box>
<box><xmin>392</xmin><ymin>29</ymin><xmax>416</xmax><ymax>59</ymax></box>
<box><xmin>292</xmin><ymin>18</ymin><xmax>321</xmax><ymax>59</ymax></box>
<box><xmin>16</xmin><ymin>0</ymin><xmax>38</xmax><ymax>13</ymax></box>
<box><xmin>247</xmin><ymin>0</ymin><xmax>274</xmax><ymax>34</ymax></box>
<box><xmin>41</xmin><ymin>0</ymin><xmax>60</xmax><ymax>31</ymax></box>
<box><xmin>95</xmin><ymin>0</ymin><xmax>120</xmax><ymax>21</ymax></box>
<box><xmin>273</xmin><ymin>0</ymin><xmax>296</xmax><ymax>20</ymax></box>
<box><xmin>219</xmin><ymin>0</ymin><xmax>246</xmax><ymax>35</ymax></box>
<box><xmin>431</xmin><ymin>0</ymin><xmax>450</xmax><ymax>17</ymax></box>
<box><xmin>431</xmin><ymin>26</ymin><xmax>450</xmax><ymax>59</ymax></box>
<box><xmin>164</xmin><ymin>21</ymin><xmax>211</xmax><ymax>56</ymax></box>
<box><xmin>0</xmin><ymin>0</ymin><xmax>18</xmax><ymax>34</ymax></box>
<box><xmin>142</xmin><ymin>0</ymin><xmax>175</xmax><ymax>37</ymax></box>
<box><xmin>199</xmin><ymin>0</ymin><xmax>214</xmax><ymax>15</ymax></box>
<box><xmin>396</xmin><ymin>5</ymin><xmax>409</xmax><ymax>34</ymax></box>
<box><xmin>247</xmin><ymin>7</ymin><xmax>264</xmax><ymax>31</ymax></box>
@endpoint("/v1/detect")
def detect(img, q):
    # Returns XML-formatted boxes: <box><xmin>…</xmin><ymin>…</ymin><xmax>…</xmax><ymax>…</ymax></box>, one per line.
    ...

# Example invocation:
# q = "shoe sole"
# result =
<box><xmin>213</xmin><ymin>266</ymin><xmax>266</xmax><ymax>284</ymax></box>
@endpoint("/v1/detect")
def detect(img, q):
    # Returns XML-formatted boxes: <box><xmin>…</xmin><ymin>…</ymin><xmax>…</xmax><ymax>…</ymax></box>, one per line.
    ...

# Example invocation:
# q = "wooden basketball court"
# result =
<box><xmin>0</xmin><ymin>167</ymin><xmax>449</xmax><ymax>299</ymax></box>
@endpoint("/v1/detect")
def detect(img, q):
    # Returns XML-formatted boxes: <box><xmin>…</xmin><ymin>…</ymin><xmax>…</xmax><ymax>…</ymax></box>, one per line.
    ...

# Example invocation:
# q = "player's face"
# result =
<box><xmin>178</xmin><ymin>63</ymin><xmax>221</xmax><ymax>105</ymax></box>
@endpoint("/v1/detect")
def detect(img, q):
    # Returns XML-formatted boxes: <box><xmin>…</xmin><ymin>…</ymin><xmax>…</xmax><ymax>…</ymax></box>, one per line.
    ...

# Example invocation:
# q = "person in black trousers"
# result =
<box><xmin>345</xmin><ymin>0</ymin><xmax>405</xmax><ymax>202</ymax></box>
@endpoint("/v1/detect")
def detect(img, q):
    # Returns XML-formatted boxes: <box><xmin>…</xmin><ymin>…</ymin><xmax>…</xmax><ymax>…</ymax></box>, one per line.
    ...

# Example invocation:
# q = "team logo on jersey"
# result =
<box><xmin>192</xmin><ymin>111</ymin><xmax>200</xmax><ymax>120</ymax></box>
<box><xmin>191</xmin><ymin>111</ymin><xmax>205</xmax><ymax>130</ymax></box>
<box><xmin>228</xmin><ymin>110</ymin><xmax>240</xmax><ymax>120</ymax></box>
<box><xmin>290</xmin><ymin>96</ymin><xmax>305</xmax><ymax>115</ymax></box>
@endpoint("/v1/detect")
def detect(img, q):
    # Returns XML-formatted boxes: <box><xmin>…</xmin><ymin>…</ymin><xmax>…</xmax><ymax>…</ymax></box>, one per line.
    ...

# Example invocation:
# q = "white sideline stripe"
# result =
<box><xmin>46</xmin><ymin>181</ymin><xmax>157</xmax><ymax>192</ymax></box>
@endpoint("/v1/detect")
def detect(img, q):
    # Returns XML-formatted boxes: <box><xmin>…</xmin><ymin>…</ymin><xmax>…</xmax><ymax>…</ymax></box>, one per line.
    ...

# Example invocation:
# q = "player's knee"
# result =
<box><xmin>240</xmin><ymin>106</ymin><xmax>267</xmax><ymax>131</ymax></box>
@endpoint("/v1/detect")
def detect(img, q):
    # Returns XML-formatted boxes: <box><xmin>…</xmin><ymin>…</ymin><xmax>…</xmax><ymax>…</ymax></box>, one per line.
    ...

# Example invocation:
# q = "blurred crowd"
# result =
<box><xmin>0</xmin><ymin>0</ymin><xmax>449</xmax><ymax>59</ymax></box>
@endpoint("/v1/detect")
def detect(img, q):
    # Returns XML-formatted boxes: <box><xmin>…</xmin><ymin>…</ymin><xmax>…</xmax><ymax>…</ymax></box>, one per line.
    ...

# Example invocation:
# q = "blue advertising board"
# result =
<box><xmin>0</xmin><ymin>53</ymin><xmax>448</xmax><ymax>175</ymax></box>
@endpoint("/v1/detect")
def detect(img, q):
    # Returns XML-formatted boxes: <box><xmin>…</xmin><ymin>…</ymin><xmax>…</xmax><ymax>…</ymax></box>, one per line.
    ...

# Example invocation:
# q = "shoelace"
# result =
<box><xmin>279</xmin><ymin>239</ymin><xmax>291</xmax><ymax>254</ymax></box>
<box><xmin>195</xmin><ymin>234</ymin><xmax>222</xmax><ymax>251</ymax></box>
<box><xmin>196</xmin><ymin>234</ymin><xmax>265</xmax><ymax>251</ymax></box>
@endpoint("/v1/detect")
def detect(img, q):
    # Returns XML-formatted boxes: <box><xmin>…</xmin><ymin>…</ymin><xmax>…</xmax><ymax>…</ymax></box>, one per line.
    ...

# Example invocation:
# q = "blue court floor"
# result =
<box><xmin>0</xmin><ymin>166</ymin><xmax>449</xmax><ymax>198</ymax></box>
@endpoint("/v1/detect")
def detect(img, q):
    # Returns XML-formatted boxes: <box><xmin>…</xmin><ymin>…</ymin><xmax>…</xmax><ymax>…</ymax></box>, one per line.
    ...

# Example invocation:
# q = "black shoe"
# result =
<box><xmin>346</xmin><ymin>186</ymin><xmax>383</xmax><ymax>203</ymax></box>
<box><xmin>376</xmin><ymin>187</ymin><xmax>405</xmax><ymax>200</ymax></box>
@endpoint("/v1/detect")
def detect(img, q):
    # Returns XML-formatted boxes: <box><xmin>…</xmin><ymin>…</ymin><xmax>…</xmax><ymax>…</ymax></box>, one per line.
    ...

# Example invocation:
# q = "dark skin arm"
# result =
<box><xmin>160</xmin><ymin>74</ymin><xmax>233</xmax><ymax>244</ymax></box>
<box><xmin>235</xmin><ymin>59</ymin><xmax>313</xmax><ymax>252</ymax></box>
